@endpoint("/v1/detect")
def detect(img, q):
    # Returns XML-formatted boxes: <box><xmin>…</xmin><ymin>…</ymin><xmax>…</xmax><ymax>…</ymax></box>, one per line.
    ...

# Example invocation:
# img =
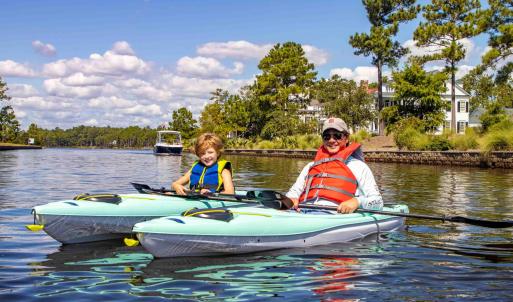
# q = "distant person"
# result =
<box><xmin>286</xmin><ymin>117</ymin><xmax>383</xmax><ymax>213</ymax></box>
<box><xmin>172</xmin><ymin>133</ymin><xmax>234</xmax><ymax>195</ymax></box>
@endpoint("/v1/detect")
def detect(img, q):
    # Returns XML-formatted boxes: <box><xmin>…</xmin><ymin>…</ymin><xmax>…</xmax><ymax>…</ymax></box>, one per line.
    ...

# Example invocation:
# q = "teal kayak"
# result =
<box><xmin>133</xmin><ymin>204</ymin><xmax>409</xmax><ymax>257</ymax></box>
<box><xmin>31</xmin><ymin>193</ymin><xmax>249</xmax><ymax>244</ymax></box>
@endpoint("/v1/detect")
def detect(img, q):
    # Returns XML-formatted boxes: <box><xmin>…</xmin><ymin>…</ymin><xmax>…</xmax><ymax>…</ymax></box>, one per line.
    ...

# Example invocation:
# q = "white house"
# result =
<box><xmin>369</xmin><ymin>81</ymin><xmax>471</xmax><ymax>134</ymax></box>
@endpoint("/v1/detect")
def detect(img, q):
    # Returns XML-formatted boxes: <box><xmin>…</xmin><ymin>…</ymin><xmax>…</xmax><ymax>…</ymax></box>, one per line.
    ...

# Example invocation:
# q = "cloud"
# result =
<box><xmin>8</xmin><ymin>84</ymin><xmax>39</xmax><ymax>97</ymax></box>
<box><xmin>197</xmin><ymin>40</ymin><xmax>329</xmax><ymax>66</ymax></box>
<box><xmin>302</xmin><ymin>45</ymin><xmax>329</xmax><ymax>66</ymax></box>
<box><xmin>43</xmin><ymin>78</ymin><xmax>117</xmax><ymax>98</ymax></box>
<box><xmin>426</xmin><ymin>64</ymin><xmax>475</xmax><ymax>80</ymax></box>
<box><xmin>32</xmin><ymin>40</ymin><xmax>57</xmax><ymax>56</ymax></box>
<box><xmin>42</xmin><ymin>41</ymin><xmax>150</xmax><ymax>77</ymax></box>
<box><xmin>0</xmin><ymin>60</ymin><xmax>37</xmax><ymax>77</ymax></box>
<box><xmin>197</xmin><ymin>41</ymin><xmax>273</xmax><ymax>60</ymax></box>
<box><xmin>88</xmin><ymin>96</ymin><xmax>135</xmax><ymax>109</ymax></box>
<box><xmin>61</xmin><ymin>72</ymin><xmax>105</xmax><ymax>86</ymax></box>
<box><xmin>403</xmin><ymin>38</ymin><xmax>475</xmax><ymax>62</ymax></box>
<box><xmin>330</xmin><ymin>66</ymin><xmax>379</xmax><ymax>82</ymax></box>
<box><xmin>176</xmin><ymin>56</ymin><xmax>244</xmax><ymax>78</ymax></box>
<box><xmin>112</xmin><ymin>41</ymin><xmax>135</xmax><ymax>55</ymax></box>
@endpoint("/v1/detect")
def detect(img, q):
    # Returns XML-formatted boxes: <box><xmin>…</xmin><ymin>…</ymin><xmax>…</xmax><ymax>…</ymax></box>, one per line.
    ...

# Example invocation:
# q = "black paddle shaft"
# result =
<box><xmin>299</xmin><ymin>204</ymin><xmax>513</xmax><ymax>229</ymax></box>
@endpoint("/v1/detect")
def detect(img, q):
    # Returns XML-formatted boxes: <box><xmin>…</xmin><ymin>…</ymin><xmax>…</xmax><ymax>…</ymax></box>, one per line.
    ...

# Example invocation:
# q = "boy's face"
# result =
<box><xmin>199</xmin><ymin>147</ymin><xmax>219</xmax><ymax>167</ymax></box>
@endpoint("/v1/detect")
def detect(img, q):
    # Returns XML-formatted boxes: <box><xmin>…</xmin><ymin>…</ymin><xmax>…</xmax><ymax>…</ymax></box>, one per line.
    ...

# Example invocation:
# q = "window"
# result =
<box><xmin>457</xmin><ymin>121</ymin><xmax>468</xmax><ymax>134</ymax></box>
<box><xmin>444</xmin><ymin>120</ymin><xmax>451</xmax><ymax>130</ymax></box>
<box><xmin>458</xmin><ymin>101</ymin><xmax>468</xmax><ymax>113</ymax></box>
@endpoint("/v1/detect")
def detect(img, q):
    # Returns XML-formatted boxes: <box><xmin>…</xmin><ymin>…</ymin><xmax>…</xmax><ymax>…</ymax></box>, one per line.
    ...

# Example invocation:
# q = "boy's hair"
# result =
<box><xmin>194</xmin><ymin>133</ymin><xmax>223</xmax><ymax>156</ymax></box>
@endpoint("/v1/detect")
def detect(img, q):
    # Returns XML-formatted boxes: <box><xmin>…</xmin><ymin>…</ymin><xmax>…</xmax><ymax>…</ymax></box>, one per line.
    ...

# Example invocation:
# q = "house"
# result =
<box><xmin>370</xmin><ymin>81</ymin><xmax>471</xmax><ymax>134</ymax></box>
<box><xmin>298</xmin><ymin>99</ymin><xmax>327</xmax><ymax>132</ymax></box>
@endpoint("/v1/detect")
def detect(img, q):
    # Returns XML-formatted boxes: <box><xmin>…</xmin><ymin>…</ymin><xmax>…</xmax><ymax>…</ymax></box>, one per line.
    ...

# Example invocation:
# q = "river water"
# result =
<box><xmin>1</xmin><ymin>148</ymin><xmax>513</xmax><ymax>301</ymax></box>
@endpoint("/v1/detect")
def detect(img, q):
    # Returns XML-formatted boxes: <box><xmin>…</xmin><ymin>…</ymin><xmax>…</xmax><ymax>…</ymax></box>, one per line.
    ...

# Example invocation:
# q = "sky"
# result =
<box><xmin>0</xmin><ymin>0</ymin><xmax>490</xmax><ymax>130</ymax></box>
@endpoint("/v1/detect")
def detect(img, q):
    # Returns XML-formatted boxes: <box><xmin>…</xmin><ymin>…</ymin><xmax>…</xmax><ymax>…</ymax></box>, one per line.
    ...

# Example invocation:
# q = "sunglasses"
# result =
<box><xmin>322</xmin><ymin>132</ymin><xmax>345</xmax><ymax>141</ymax></box>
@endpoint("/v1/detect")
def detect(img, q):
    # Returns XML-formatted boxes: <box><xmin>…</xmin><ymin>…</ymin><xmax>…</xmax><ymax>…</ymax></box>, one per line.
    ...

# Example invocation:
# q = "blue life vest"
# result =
<box><xmin>189</xmin><ymin>159</ymin><xmax>232</xmax><ymax>192</ymax></box>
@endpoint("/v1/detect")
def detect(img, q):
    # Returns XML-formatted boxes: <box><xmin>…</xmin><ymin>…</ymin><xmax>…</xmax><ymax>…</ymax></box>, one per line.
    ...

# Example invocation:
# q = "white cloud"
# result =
<box><xmin>403</xmin><ymin>38</ymin><xmax>475</xmax><ymax>62</ymax></box>
<box><xmin>88</xmin><ymin>96</ymin><xmax>135</xmax><ymax>109</ymax></box>
<box><xmin>61</xmin><ymin>72</ymin><xmax>105</xmax><ymax>86</ymax></box>
<box><xmin>32</xmin><ymin>40</ymin><xmax>57</xmax><ymax>56</ymax></box>
<box><xmin>197</xmin><ymin>41</ymin><xmax>273</xmax><ymax>60</ymax></box>
<box><xmin>42</xmin><ymin>42</ymin><xmax>150</xmax><ymax>77</ymax></box>
<box><xmin>176</xmin><ymin>56</ymin><xmax>244</xmax><ymax>78</ymax></box>
<box><xmin>426</xmin><ymin>64</ymin><xmax>475</xmax><ymax>80</ymax></box>
<box><xmin>0</xmin><ymin>60</ymin><xmax>37</xmax><ymax>77</ymax></box>
<box><xmin>112</xmin><ymin>41</ymin><xmax>135</xmax><ymax>55</ymax></box>
<box><xmin>44</xmin><ymin>78</ymin><xmax>116</xmax><ymax>98</ymax></box>
<box><xmin>11</xmin><ymin>96</ymin><xmax>73</xmax><ymax>111</ymax></box>
<box><xmin>302</xmin><ymin>45</ymin><xmax>329</xmax><ymax>66</ymax></box>
<box><xmin>8</xmin><ymin>84</ymin><xmax>39</xmax><ymax>97</ymax></box>
<box><xmin>119</xmin><ymin>103</ymin><xmax>162</xmax><ymax>116</ymax></box>
<box><xmin>330</xmin><ymin>66</ymin><xmax>379</xmax><ymax>82</ymax></box>
<box><xmin>197</xmin><ymin>40</ymin><xmax>329</xmax><ymax>66</ymax></box>
<box><xmin>84</xmin><ymin>118</ymin><xmax>99</xmax><ymax>126</ymax></box>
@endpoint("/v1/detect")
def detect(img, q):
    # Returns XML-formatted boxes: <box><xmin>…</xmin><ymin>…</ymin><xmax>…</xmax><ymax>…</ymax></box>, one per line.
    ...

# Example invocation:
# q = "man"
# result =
<box><xmin>286</xmin><ymin>117</ymin><xmax>383</xmax><ymax>213</ymax></box>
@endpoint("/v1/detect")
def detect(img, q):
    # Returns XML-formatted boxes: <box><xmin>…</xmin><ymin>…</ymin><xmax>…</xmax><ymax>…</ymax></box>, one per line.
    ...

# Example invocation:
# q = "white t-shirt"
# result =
<box><xmin>286</xmin><ymin>156</ymin><xmax>383</xmax><ymax>210</ymax></box>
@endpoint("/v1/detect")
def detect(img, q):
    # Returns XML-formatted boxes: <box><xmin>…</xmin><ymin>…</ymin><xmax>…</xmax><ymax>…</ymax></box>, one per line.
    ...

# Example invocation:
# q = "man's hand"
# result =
<box><xmin>290</xmin><ymin>198</ymin><xmax>300</xmax><ymax>212</ymax></box>
<box><xmin>337</xmin><ymin>198</ymin><xmax>359</xmax><ymax>214</ymax></box>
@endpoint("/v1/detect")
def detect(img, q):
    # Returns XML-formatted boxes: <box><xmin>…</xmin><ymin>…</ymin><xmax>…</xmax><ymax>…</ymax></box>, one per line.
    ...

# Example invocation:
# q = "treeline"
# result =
<box><xmin>20</xmin><ymin>124</ymin><xmax>157</xmax><ymax>148</ymax></box>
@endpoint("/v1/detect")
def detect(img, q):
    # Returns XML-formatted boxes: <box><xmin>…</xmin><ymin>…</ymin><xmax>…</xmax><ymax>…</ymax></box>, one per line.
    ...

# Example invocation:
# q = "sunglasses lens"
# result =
<box><xmin>322</xmin><ymin>133</ymin><xmax>344</xmax><ymax>140</ymax></box>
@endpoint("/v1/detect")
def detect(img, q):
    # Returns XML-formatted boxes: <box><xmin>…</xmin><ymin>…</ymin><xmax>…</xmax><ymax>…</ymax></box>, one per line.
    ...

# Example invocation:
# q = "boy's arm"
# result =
<box><xmin>220</xmin><ymin>168</ymin><xmax>234</xmax><ymax>194</ymax></box>
<box><xmin>172</xmin><ymin>170</ymin><xmax>191</xmax><ymax>195</ymax></box>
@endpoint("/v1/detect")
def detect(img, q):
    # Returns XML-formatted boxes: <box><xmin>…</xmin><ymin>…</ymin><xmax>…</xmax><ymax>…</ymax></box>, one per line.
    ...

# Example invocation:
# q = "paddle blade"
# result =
<box><xmin>26</xmin><ymin>224</ymin><xmax>44</xmax><ymax>232</ymax></box>
<box><xmin>131</xmin><ymin>182</ymin><xmax>152</xmax><ymax>193</ymax></box>
<box><xmin>450</xmin><ymin>216</ymin><xmax>513</xmax><ymax>228</ymax></box>
<box><xmin>124</xmin><ymin>238</ymin><xmax>140</xmax><ymax>246</ymax></box>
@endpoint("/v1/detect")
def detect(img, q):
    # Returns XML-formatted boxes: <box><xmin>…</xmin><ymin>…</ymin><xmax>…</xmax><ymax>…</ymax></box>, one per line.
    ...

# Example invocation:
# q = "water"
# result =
<box><xmin>1</xmin><ymin>148</ymin><xmax>513</xmax><ymax>301</ymax></box>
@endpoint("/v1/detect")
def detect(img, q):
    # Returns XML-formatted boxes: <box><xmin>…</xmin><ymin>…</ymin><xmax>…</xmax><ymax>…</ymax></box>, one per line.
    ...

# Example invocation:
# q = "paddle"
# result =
<box><xmin>130</xmin><ymin>182</ymin><xmax>289</xmax><ymax>210</ymax></box>
<box><xmin>298</xmin><ymin>203</ymin><xmax>513</xmax><ymax>229</ymax></box>
<box><xmin>132</xmin><ymin>183</ymin><xmax>513</xmax><ymax>228</ymax></box>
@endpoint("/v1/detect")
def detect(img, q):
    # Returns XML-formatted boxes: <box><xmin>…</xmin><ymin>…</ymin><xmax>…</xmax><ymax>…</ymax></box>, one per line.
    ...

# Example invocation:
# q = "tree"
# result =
<box><xmin>169</xmin><ymin>107</ymin><xmax>198</xmax><ymax>139</ymax></box>
<box><xmin>223</xmin><ymin>94</ymin><xmax>250</xmax><ymax>138</ymax></box>
<box><xmin>349</xmin><ymin>0</ymin><xmax>419</xmax><ymax>136</ymax></box>
<box><xmin>414</xmin><ymin>0</ymin><xmax>482</xmax><ymax>132</ymax></box>
<box><xmin>313</xmin><ymin>75</ymin><xmax>375</xmax><ymax>132</ymax></box>
<box><xmin>383</xmin><ymin>63</ymin><xmax>448</xmax><ymax>133</ymax></box>
<box><xmin>474</xmin><ymin>0</ymin><xmax>513</xmax><ymax>84</ymax></box>
<box><xmin>462</xmin><ymin>72</ymin><xmax>513</xmax><ymax>112</ymax></box>
<box><xmin>0</xmin><ymin>77</ymin><xmax>20</xmax><ymax>142</ymax></box>
<box><xmin>0</xmin><ymin>105</ymin><xmax>20</xmax><ymax>142</ymax></box>
<box><xmin>198</xmin><ymin>102</ymin><xmax>228</xmax><ymax>137</ymax></box>
<box><xmin>250</xmin><ymin>42</ymin><xmax>317</xmax><ymax>137</ymax></box>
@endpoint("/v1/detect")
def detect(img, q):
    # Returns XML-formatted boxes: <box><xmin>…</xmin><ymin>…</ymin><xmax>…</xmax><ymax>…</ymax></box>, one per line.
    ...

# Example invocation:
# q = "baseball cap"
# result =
<box><xmin>322</xmin><ymin>117</ymin><xmax>349</xmax><ymax>133</ymax></box>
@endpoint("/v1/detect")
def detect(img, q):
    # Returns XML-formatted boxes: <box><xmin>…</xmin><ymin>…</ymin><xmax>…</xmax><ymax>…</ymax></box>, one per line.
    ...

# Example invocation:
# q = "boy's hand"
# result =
<box><xmin>173</xmin><ymin>184</ymin><xmax>187</xmax><ymax>196</ymax></box>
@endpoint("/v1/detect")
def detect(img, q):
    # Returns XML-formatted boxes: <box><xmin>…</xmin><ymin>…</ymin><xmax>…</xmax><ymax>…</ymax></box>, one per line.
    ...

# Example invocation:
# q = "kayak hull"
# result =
<box><xmin>32</xmin><ymin>193</ymin><xmax>244</xmax><ymax>244</ymax></box>
<box><xmin>134</xmin><ymin>205</ymin><xmax>408</xmax><ymax>257</ymax></box>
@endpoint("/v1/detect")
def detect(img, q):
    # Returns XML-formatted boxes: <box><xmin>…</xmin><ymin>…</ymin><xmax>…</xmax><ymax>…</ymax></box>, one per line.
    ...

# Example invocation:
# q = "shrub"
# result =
<box><xmin>394</xmin><ymin>126</ymin><xmax>429</xmax><ymax>150</ymax></box>
<box><xmin>425</xmin><ymin>135</ymin><xmax>453</xmax><ymax>151</ymax></box>
<box><xmin>351</xmin><ymin>129</ymin><xmax>371</xmax><ymax>143</ymax></box>
<box><xmin>450</xmin><ymin>127</ymin><xmax>479</xmax><ymax>151</ymax></box>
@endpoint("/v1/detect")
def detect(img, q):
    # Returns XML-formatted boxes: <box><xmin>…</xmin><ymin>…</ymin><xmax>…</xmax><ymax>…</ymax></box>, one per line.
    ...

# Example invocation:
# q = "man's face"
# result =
<box><xmin>322</xmin><ymin>130</ymin><xmax>348</xmax><ymax>153</ymax></box>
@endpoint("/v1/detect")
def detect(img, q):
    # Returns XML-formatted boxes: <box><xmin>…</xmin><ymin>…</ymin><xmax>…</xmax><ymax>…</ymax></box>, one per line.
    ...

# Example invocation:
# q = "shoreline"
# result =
<box><xmin>224</xmin><ymin>149</ymin><xmax>513</xmax><ymax>169</ymax></box>
<box><xmin>0</xmin><ymin>144</ymin><xmax>42</xmax><ymax>151</ymax></box>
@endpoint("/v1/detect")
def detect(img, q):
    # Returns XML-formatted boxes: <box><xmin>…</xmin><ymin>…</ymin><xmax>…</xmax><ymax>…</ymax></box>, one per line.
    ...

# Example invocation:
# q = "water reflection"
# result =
<box><xmin>3</xmin><ymin>149</ymin><xmax>513</xmax><ymax>301</ymax></box>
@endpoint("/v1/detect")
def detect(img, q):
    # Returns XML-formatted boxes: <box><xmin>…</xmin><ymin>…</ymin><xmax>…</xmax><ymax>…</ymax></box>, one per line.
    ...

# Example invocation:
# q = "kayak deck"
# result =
<box><xmin>135</xmin><ymin>205</ymin><xmax>408</xmax><ymax>257</ymax></box>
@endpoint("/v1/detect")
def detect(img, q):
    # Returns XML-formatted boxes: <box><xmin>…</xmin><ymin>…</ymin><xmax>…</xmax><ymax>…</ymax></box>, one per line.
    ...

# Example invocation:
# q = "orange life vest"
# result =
<box><xmin>299</xmin><ymin>143</ymin><xmax>362</xmax><ymax>204</ymax></box>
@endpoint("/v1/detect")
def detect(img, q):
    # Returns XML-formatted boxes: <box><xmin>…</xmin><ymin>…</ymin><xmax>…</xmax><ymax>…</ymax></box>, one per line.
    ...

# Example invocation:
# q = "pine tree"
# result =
<box><xmin>414</xmin><ymin>0</ymin><xmax>482</xmax><ymax>132</ymax></box>
<box><xmin>349</xmin><ymin>0</ymin><xmax>419</xmax><ymax>136</ymax></box>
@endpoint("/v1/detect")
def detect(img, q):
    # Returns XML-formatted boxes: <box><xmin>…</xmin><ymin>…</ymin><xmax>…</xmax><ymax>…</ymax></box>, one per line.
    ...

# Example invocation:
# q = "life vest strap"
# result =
<box><xmin>311</xmin><ymin>157</ymin><xmax>347</xmax><ymax>168</ymax></box>
<box><xmin>306</xmin><ymin>172</ymin><xmax>357</xmax><ymax>185</ymax></box>
<box><xmin>309</xmin><ymin>184</ymin><xmax>355</xmax><ymax>198</ymax></box>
